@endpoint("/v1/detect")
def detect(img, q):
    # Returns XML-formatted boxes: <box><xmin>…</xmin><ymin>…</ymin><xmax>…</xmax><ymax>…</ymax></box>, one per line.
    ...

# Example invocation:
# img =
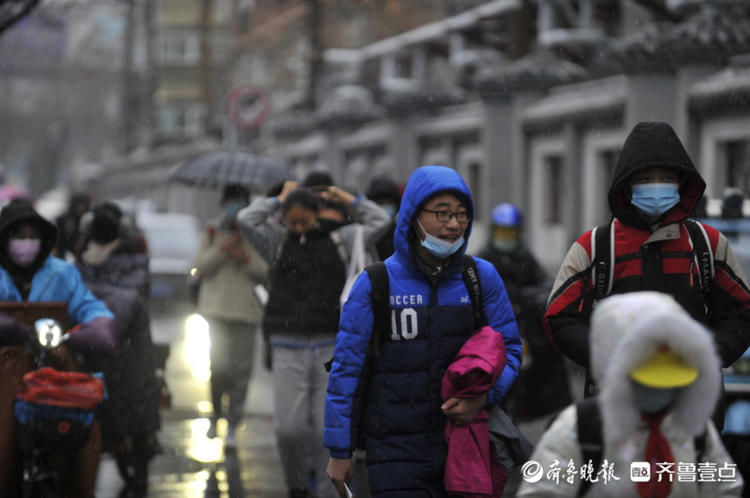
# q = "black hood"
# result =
<box><xmin>0</xmin><ymin>199</ymin><xmax>58</xmax><ymax>273</ymax></box>
<box><xmin>608</xmin><ymin>121</ymin><xmax>706</xmax><ymax>229</ymax></box>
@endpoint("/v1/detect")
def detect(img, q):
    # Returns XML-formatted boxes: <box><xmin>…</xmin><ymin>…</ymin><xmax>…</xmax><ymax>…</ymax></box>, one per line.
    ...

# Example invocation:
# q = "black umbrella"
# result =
<box><xmin>169</xmin><ymin>150</ymin><xmax>292</xmax><ymax>192</ymax></box>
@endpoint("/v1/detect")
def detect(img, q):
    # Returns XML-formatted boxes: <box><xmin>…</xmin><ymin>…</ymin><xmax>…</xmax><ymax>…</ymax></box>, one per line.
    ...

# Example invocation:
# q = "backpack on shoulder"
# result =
<box><xmin>590</xmin><ymin>218</ymin><xmax>714</xmax><ymax>303</ymax></box>
<box><xmin>584</xmin><ymin>219</ymin><xmax>715</xmax><ymax>398</ymax></box>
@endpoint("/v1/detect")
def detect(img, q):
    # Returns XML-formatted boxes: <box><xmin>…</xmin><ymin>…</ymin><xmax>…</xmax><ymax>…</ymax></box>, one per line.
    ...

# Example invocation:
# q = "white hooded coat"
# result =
<box><xmin>518</xmin><ymin>291</ymin><xmax>743</xmax><ymax>497</ymax></box>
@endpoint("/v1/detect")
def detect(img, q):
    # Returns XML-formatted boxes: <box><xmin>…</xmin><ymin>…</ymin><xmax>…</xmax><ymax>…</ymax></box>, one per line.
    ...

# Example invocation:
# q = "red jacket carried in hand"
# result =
<box><xmin>441</xmin><ymin>326</ymin><xmax>506</xmax><ymax>497</ymax></box>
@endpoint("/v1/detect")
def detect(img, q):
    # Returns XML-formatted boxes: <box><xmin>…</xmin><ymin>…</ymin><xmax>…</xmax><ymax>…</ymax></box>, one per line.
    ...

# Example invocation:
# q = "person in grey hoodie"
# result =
<box><xmin>238</xmin><ymin>180</ymin><xmax>390</xmax><ymax>498</ymax></box>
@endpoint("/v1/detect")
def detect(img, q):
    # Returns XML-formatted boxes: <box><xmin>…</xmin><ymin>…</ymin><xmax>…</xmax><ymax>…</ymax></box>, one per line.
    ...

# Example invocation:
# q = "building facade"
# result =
<box><xmin>153</xmin><ymin>0</ymin><xmax>234</xmax><ymax>142</ymax></box>
<box><xmin>90</xmin><ymin>0</ymin><xmax>750</xmax><ymax>271</ymax></box>
<box><xmin>238</xmin><ymin>0</ymin><xmax>750</xmax><ymax>269</ymax></box>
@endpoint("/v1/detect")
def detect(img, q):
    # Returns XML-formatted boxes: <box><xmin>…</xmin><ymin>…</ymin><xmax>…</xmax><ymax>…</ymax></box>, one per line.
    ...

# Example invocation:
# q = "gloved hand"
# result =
<box><xmin>0</xmin><ymin>313</ymin><xmax>32</xmax><ymax>346</ymax></box>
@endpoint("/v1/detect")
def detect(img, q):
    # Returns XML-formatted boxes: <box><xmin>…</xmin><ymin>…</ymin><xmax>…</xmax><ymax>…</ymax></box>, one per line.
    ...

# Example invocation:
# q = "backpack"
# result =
<box><xmin>591</xmin><ymin>218</ymin><xmax>715</xmax><ymax>303</ymax></box>
<box><xmin>584</xmin><ymin>219</ymin><xmax>716</xmax><ymax>397</ymax></box>
<box><xmin>572</xmin><ymin>396</ymin><xmax>707</xmax><ymax>497</ymax></box>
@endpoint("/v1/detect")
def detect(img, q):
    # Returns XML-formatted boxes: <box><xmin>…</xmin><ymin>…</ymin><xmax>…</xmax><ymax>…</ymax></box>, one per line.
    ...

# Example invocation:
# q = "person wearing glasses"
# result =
<box><xmin>544</xmin><ymin>122</ymin><xmax>750</xmax><ymax>426</ymax></box>
<box><xmin>238</xmin><ymin>180</ymin><xmax>390</xmax><ymax>498</ymax></box>
<box><xmin>324</xmin><ymin>165</ymin><xmax>521</xmax><ymax>497</ymax></box>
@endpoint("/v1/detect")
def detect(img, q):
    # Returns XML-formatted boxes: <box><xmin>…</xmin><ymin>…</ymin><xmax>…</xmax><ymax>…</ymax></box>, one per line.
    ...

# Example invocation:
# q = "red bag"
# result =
<box><xmin>17</xmin><ymin>367</ymin><xmax>106</xmax><ymax>410</ymax></box>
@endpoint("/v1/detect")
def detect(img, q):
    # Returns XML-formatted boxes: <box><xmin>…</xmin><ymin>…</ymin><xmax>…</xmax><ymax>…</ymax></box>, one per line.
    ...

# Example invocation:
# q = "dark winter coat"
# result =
<box><xmin>77</xmin><ymin>246</ymin><xmax>161</xmax><ymax>438</ymax></box>
<box><xmin>263</xmin><ymin>229</ymin><xmax>346</xmax><ymax>337</ymax></box>
<box><xmin>324</xmin><ymin>166</ymin><xmax>521</xmax><ymax>496</ymax></box>
<box><xmin>544</xmin><ymin>121</ymin><xmax>750</xmax><ymax>371</ymax></box>
<box><xmin>238</xmin><ymin>194</ymin><xmax>392</xmax><ymax>342</ymax></box>
<box><xmin>479</xmin><ymin>243</ymin><xmax>571</xmax><ymax>421</ymax></box>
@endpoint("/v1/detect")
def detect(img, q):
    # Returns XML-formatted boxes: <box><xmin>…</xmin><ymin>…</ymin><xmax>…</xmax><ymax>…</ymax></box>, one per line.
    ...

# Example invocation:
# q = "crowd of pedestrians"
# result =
<box><xmin>0</xmin><ymin>119</ymin><xmax>749</xmax><ymax>497</ymax></box>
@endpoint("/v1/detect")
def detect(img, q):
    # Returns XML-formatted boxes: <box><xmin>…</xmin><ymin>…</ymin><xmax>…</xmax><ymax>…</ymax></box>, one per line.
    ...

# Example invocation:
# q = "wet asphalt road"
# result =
<box><xmin>94</xmin><ymin>302</ymin><xmax>288</xmax><ymax>497</ymax></box>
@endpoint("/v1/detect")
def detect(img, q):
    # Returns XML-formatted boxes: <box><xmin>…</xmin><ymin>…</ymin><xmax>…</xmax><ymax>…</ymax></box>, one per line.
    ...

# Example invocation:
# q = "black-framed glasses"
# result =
<box><xmin>422</xmin><ymin>208</ymin><xmax>471</xmax><ymax>224</ymax></box>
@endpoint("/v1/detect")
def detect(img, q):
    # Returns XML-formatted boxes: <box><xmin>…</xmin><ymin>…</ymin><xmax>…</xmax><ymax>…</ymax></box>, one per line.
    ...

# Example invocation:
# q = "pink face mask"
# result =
<box><xmin>9</xmin><ymin>239</ymin><xmax>41</xmax><ymax>266</ymax></box>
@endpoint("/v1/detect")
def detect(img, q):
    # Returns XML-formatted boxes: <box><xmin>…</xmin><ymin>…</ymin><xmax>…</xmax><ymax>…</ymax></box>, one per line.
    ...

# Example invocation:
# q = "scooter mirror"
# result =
<box><xmin>34</xmin><ymin>318</ymin><xmax>64</xmax><ymax>349</ymax></box>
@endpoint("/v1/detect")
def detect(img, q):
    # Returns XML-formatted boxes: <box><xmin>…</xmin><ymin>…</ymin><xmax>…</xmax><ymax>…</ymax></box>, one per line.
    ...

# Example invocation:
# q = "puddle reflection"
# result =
<box><xmin>204</xmin><ymin>449</ymin><xmax>245</xmax><ymax>498</ymax></box>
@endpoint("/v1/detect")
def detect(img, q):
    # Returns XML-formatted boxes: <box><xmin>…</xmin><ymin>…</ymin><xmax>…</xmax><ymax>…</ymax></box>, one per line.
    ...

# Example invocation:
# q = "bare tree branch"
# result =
<box><xmin>0</xmin><ymin>0</ymin><xmax>43</xmax><ymax>35</ymax></box>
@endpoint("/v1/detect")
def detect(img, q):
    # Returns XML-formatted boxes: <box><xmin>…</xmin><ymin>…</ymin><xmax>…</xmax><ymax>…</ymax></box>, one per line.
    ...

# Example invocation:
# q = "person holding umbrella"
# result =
<box><xmin>192</xmin><ymin>184</ymin><xmax>268</xmax><ymax>448</ymax></box>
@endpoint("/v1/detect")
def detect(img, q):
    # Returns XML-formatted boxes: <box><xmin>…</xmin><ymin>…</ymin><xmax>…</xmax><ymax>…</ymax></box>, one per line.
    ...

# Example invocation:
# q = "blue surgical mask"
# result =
<box><xmin>631</xmin><ymin>380</ymin><xmax>681</xmax><ymax>415</ymax></box>
<box><xmin>631</xmin><ymin>183</ymin><xmax>680</xmax><ymax>217</ymax></box>
<box><xmin>223</xmin><ymin>200</ymin><xmax>245</xmax><ymax>219</ymax></box>
<box><xmin>417</xmin><ymin>220</ymin><xmax>464</xmax><ymax>259</ymax></box>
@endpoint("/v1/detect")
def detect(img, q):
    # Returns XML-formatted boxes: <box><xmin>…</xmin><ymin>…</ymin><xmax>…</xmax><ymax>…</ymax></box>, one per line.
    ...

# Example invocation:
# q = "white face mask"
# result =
<box><xmin>8</xmin><ymin>238</ymin><xmax>41</xmax><ymax>266</ymax></box>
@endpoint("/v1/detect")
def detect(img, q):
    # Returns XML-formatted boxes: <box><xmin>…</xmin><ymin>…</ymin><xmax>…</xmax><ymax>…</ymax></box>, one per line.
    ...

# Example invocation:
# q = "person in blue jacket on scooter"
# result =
<box><xmin>0</xmin><ymin>198</ymin><xmax>116</xmax><ymax>498</ymax></box>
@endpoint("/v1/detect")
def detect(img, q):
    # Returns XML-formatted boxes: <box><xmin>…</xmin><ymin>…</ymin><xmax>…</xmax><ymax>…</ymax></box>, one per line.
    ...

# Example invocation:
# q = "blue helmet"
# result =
<box><xmin>492</xmin><ymin>203</ymin><xmax>523</xmax><ymax>227</ymax></box>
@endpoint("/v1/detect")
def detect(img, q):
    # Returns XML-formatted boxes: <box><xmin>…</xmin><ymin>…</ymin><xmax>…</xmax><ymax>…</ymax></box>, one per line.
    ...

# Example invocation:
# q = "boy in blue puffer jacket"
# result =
<box><xmin>324</xmin><ymin>166</ymin><xmax>522</xmax><ymax>497</ymax></box>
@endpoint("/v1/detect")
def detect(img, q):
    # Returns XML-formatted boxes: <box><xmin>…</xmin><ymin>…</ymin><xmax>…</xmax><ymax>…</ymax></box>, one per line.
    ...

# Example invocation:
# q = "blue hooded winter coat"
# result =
<box><xmin>324</xmin><ymin>166</ymin><xmax>521</xmax><ymax>496</ymax></box>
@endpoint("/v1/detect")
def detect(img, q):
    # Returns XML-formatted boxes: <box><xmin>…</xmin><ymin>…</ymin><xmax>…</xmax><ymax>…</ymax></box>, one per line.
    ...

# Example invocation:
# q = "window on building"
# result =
<box><xmin>726</xmin><ymin>140</ymin><xmax>750</xmax><ymax>191</ymax></box>
<box><xmin>159</xmin><ymin>32</ymin><xmax>200</xmax><ymax>65</ymax></box>
<box><xmin>215</xmin><ymin>0</ymin><xmax>233</xmax><ymax>24</ymax></box>
<box><xmin>395</xmin><ymin>51</ymin><xmax>412</xmax><ymax>78</ymax></box>
<box><xmin>545</xmin><ymin>155</ymin><xmax>564</xmax><ymax>224</ymax></box>
<box><xmin>157</xmin><ymin>104</ymin><xmax>204</xmax><ymax>136</ymax></box>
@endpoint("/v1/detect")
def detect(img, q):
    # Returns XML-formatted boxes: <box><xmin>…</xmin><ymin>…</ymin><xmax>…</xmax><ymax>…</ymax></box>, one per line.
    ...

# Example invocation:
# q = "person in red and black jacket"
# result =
<box><xmin>544</xmin><ymin>121</ymin><xmax>750</xmax><ymax>405</ymax></box>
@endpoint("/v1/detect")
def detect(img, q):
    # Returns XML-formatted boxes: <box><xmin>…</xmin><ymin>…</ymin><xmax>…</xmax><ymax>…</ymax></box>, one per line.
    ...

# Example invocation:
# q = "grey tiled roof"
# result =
<box><xmin>612</xmin><ymin>6</ymin><xmax>750</xmax><ymax>69</ymax></box>
<box><xmin>267</xmin><ymin>111</ymin><xmax>317</xmax><ymax>139</ymax></box>
<box><xmin>315</xmin><ymin>85</ymin><xmax>385</xmax><ymax>129</ymax></box>
<box><xmin>689</xmin><ymin>64</ymin><xmax>750</xmax><ymax>113</ymax></box>
<box><xmin>381</xmin><ymin>85</ymin><xmax>467</xmax><ymax>116</ymax></box>
<box><xmin>473</xmin><ymin>51</ymin><xmax>589</xmax><ymax>98</ymax></box>
<box><xmin>521</xmin><ymin>75</ymin><xmax>627</xmax><ymax>128</ymax></box>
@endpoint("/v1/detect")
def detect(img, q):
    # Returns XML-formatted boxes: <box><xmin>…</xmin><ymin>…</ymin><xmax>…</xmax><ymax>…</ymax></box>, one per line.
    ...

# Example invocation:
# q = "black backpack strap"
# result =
<box><xmin>591</xmin><ymin>221</ymin><xmax>614</xmax><ymax>302</ymax></box>
<box><xmin>576</xmin><ymin>397</ymin><xmax>603</xmax><ymax>497</ymax></box>
<box><xmin>365</xmin><ymin>261</ymin><xmax>389</xmax><ymax>358</ymax></box>
<box><xmin>324</xmin><ymin>261</ymin><xmax>389</xmax><ymax>373</ymax></box>
<box><xmin>684</xmin><ymin>219</ymin><xmax>714</xmax><ymax>307</ymax></box>
<box><xmin>461</xmin><ymin>255</ymin><xmax>485</xmax><ymax>329</ymax></box>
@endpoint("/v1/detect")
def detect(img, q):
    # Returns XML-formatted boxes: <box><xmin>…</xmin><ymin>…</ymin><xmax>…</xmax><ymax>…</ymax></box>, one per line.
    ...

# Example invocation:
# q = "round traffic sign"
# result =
<box><xmin>226</xmin><ymin>84</ymin><xmax>271</xmax><ymax>130</ymax></box>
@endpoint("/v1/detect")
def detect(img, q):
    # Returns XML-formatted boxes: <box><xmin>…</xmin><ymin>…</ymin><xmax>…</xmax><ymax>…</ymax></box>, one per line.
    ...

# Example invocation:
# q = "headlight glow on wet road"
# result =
<box><xmin>183</xmin><ymin>313</ymin><xmax>211</xmax><ymax>383</ymax></box>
